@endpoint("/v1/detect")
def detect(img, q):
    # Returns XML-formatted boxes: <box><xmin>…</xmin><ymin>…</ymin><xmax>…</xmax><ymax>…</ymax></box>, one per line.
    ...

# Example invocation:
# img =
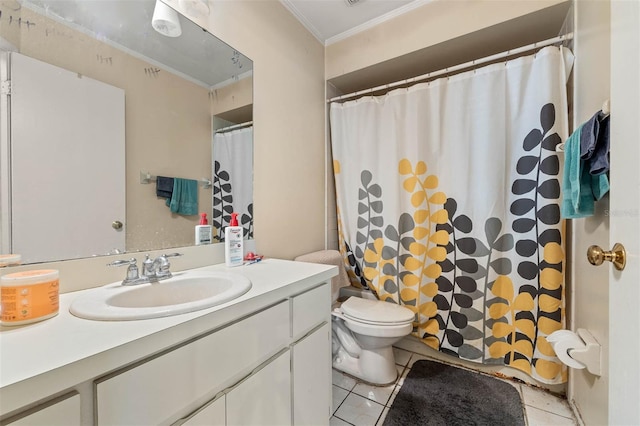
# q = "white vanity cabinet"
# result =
<box><xmin>0</xmin><ymin>260</ymin><xmax>337</xmax><ymax>426</ymax></box>
<box><xmin>94</xmin><ymin>283</ymin><xmax>331</xmax><ymax>425</ymax></box>
<box><xmin>95</xmin><ymin>300</ymin><xmax>290</xmax><ymax>425</ymax></box>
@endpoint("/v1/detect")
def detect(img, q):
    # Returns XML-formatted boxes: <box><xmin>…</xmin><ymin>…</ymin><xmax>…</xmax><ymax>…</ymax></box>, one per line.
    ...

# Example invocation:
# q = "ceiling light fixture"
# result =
<box><xmin>152</xmin><ymin>0</ymin><xmax>182</xmax><ymax>37</ymax></box>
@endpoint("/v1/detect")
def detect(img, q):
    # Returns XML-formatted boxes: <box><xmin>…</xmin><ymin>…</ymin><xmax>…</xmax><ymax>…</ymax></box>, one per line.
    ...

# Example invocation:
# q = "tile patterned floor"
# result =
<box><xmin>330</xmin><ymin>347</ymin><xmax>579</xmax><ymax>426</ymax></box>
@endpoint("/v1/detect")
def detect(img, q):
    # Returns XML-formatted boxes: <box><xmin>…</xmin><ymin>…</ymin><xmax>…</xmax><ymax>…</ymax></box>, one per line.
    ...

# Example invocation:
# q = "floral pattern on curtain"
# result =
<box><xmin>212</xmin><ymin>126</ymin><xmax>254</xmax><ymax>241</ymax></box>
<box><xmin>330</xmin><ymin>47</ymin><xmax>573</xmax><ymax>384</ymax></box>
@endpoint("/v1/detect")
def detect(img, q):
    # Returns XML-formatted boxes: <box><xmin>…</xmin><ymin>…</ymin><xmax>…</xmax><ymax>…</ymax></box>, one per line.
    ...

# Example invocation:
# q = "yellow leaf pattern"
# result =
<box><xmin>334</xmin><ymin>126</ymin><xmax>567</xmax><ymax>385</ymax></box>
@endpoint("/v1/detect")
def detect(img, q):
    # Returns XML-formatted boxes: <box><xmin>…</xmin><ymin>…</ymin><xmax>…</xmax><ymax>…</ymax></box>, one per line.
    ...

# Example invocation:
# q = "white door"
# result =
<box><xmin>9</xmin><ymin>52</ymin><xmax>125</xmax><ymax>263</ymax></box>
<box><xmin>608</xmin><ymin>1</ymin><xmax>640</xmax><ymax>424</ymax></box>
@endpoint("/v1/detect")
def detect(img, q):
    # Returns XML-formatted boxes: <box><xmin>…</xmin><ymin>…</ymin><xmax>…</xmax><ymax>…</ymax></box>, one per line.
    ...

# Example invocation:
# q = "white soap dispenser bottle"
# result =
<box><xmin>195</xmin><ymin>212</ymin><xmax>212</xmax><ymax>245</ymax></box>
<box><xmin>224</xmin><ymin>212</ymin><xmax>243</xmax><ymax>267</ymax></box>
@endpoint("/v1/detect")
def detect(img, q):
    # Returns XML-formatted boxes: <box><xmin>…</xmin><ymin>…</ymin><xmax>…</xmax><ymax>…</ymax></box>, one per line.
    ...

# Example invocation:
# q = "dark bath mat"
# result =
<box><xmin>384</xmin><ymin>360</ymin><xmax>525</xmax><ymax>426</ymax></box>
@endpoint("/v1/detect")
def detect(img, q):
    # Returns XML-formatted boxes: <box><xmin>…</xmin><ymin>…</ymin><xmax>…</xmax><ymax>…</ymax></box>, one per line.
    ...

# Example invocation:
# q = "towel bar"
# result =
<box><xmin>139</xmin><ymin>171</ymin><xmax>212</xmax><ymax>189</ymax></box>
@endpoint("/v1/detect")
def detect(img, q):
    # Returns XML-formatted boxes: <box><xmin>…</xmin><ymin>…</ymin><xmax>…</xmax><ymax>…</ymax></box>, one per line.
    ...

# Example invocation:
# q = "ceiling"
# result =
<box><xmin>280</xmin><ymin>0</ymin><xmax>427</xmax><ymax>45</ymax></box>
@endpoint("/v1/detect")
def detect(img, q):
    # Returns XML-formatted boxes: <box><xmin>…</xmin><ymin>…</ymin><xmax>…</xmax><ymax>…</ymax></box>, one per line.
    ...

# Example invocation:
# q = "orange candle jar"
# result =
<box><xmin>1</xmin><ymin>269</ymin><xmax>59</xmax><ymax>326</ymax></box>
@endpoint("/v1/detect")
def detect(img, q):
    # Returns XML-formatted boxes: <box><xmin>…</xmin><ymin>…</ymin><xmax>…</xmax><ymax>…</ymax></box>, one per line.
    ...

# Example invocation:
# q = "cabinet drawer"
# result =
<box><xmin>96</xmin><ymin>301</ymin><xmax>290</xmax><ymax>425</ymax></box>
<box><xmin>291</xmin><ymin>283</ymin><xmax>330</xmax><ymax>339</ymax></box>
<box><xmin>3</xmin><ymin>393</ymin><xmax>81</xmax><ymax>426</ymax></box>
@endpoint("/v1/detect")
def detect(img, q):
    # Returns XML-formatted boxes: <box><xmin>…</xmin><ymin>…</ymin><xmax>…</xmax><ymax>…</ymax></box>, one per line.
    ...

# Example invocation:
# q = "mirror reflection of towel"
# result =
<box><xmin>156</xmin><ymin>176</ymin><xmax>174</xmax><ymax>199</ymax></box>
<box><xmin>169</xmin><ymin>178</ymin><xmax>198</xmax><ymax>215</ymax></box>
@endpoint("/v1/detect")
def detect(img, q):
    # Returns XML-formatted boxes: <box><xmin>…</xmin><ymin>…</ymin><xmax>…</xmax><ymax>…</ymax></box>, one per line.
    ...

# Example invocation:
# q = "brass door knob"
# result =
<box><xmin>587</xmin><ymin>243</ymin><xmax>626</xmax><ymax>271</ymax></box>
<box><xmin>112</xmin><ymin>220</ymin><xmax>123</xmax><ymax>230</ymax></box>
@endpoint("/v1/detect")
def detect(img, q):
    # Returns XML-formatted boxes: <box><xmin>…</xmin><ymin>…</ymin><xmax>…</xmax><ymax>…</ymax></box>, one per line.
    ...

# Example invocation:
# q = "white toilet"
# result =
<box><xmin>331</xmin><ymin>296</ymin><xmax>414</xmax><ymax>385</ymax></box>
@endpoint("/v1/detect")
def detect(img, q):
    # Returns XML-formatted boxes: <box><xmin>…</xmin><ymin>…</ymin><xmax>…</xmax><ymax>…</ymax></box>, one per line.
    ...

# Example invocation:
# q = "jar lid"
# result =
<box><xmin>1</xmin><ymin>269</ymin><xmax>59</xmax><ymax>285</ymax></box>
<box><xmin>0</xmin><ymin>254</ymin><xmax>21</xmax><ymax>267</ymax></box>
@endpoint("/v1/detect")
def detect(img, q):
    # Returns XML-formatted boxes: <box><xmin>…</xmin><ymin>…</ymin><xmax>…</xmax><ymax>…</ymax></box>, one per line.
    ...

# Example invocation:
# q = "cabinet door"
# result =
<box><xmin>226</xmin><ymin>350</ymin><xmax>291</xmax><ymax>426</ymax></box>
<box><xmin>180</xmin><ymin>395</ymin><xmax>225</xmax><ymax>426</ymax></box>
<box><xmin>96</xmin><ymin>301</ymin><xmax>289</xmax><ymax>425</ymax></box>
<box><xmin>4</xmin><ymin>393</ymin><xmax>81</xmax><ymax>426</ymax></box>
<box><xmin>292</xmin><ymin>323</ymin><xmax>331</xmax><ymax>426</ymax></box>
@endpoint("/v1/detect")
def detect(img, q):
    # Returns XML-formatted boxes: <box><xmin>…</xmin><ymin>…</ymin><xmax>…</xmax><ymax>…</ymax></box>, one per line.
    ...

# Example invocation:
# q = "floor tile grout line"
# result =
<box><xmin>332</xmin><ymin>388</ymin><xmax>350</xmax><ymax>416</ymax></box>
<box><xmin>333</xmin><ymin>414</ymin><xmax>356</xmax><ymax>426</ymax></box>
<box><xmin>333</xmin><ymin>382</ymin><xmax>356</xmax><ymax>392</ymax></box>
<box><xmin>524</xmin><ymin>403</ymin><xmax>576</xmax><ymax>420</ymax></box>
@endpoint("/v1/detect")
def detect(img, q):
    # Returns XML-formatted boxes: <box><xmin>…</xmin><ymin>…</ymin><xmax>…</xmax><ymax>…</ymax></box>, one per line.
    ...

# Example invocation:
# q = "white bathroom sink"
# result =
<box><xmin>69</xmin><ymin>271</ymin><xmax>252</xmax><ymax>321</ymax></box>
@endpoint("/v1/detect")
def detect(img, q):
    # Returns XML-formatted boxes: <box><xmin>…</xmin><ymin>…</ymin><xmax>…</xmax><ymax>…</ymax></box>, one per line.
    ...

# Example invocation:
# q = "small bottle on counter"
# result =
<box><xmin>225</xmin><ymin>212</ymin><xmax>243</xmax><ymax>267</ymax></box>
<box><xmin>195</xmin><ymin>212</ymin><xmax>212</xmax><ymax>245</ymax></box>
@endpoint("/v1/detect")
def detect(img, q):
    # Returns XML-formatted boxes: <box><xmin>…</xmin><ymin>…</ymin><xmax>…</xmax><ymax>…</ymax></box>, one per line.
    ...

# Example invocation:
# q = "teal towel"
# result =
<box><xmin>167</xmin><ymin>178</ymin><xmax>198</xmax><ymax>215</ymax></box>
<box><xmin>561</xmin><ymin>124</ymin><xmax>610</xmax><ymax>219</ymax></box>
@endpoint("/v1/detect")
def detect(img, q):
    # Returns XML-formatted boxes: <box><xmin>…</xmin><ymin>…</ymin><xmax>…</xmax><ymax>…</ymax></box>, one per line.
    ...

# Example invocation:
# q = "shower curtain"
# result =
<box><xmin>212</xmin><ymin>126</ymin><xmax>253</xmax><ymax>241</ymax></box>
<box><xmin>330</xmin><ymin>46</ymin><xmax>573</xmax><ymax>384</ymax></box>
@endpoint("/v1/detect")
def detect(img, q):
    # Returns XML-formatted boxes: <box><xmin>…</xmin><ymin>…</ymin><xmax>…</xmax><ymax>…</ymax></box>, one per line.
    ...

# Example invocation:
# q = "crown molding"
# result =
<box><xmin>279</xmin><ymin>0</ymin><xmax>325</xmax><ymax>44</ymax></box>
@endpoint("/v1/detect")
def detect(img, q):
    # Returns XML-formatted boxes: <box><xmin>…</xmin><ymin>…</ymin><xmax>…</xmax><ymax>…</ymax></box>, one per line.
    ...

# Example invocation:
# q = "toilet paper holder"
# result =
<box><xmin>550</xmin><ymin>328</ymin><xmax>601</xmax><ymax>376</ymax></box>
<box><xmin>570</xmin><ymin>329</ymin><xmax>601</xmax><ymax>376</ymax></box>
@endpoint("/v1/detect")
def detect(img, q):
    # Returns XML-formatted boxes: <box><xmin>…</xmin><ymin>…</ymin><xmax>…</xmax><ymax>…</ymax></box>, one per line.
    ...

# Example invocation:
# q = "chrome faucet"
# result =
<box><xmin>108</xmin><ymin>253</ymin><xmax>183</xmax><ymax>285</ymax></box>
<box><xmin>143</xmin><ymin>253</ymin><xmax>183</xmax><ymax>281</ymax></box>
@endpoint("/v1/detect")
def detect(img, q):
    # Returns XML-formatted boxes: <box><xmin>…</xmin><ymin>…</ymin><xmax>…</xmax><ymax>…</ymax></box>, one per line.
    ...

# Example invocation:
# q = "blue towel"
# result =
<box><xmin>561</xmin><ymin>124</ymin><xmax>610</xmax><ymax>219</ymax></box>
<box><xmin>580</xmin><ymin>112</ymin><xmax>609</xmax><ymax>175</ymax></box>
<box><xmin>156</xmin><ymin>176</ymin><xmax>174</xmax><ymax>199</ymax></box>
<box><xmin>580</xmin><ymin>111</ymin><xmax>610</xmax><ymax>175</ymax></box>
<box><xmin>168</xmin><ymin>178</ymin><xmax>198</xmax><ymax>215</ymax></box>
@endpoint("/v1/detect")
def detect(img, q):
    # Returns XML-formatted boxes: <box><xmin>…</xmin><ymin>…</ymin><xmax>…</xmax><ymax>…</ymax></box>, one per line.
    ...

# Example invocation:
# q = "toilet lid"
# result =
<box><xmin>341</xmin><ymin>297</ymin><xmax>414</xmax><ymax>325</ymax></box>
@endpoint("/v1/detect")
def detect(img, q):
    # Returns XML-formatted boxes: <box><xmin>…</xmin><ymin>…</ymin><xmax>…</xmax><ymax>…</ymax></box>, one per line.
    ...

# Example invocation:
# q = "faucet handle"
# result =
<box><xmin>108</xmin><ymin>258</ymin><xmax>140</xmax><ymax>284</ymax></box>
<box><xmin>107</xmin><ymin>258</ymin><xmax>137</xmax><ymax>267</ymax></box>
<box><xmin>153</xmin><ymin>253</ymin><xmax>182</xmax><ymax>277</ymax></box>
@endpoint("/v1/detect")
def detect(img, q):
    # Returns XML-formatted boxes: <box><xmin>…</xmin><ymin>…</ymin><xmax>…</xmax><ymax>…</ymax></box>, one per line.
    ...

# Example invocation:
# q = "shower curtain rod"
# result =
<box><xmin>328</xmin><ymin>33</ymin><xmax>574</xmax><ymax>103</ymax></box>
<box><xmin>215</xmin><ymin>120</ymin><xmax>253</xmax><ymax>134</ymax></box>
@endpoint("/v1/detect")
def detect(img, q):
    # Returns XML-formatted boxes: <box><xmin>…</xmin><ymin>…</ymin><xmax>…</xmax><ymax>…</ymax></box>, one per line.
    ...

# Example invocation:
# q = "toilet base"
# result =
<box><xmin>332</xmin><ymin>345</ymin><xmax>398</xmax><ymax>386</ymax></box>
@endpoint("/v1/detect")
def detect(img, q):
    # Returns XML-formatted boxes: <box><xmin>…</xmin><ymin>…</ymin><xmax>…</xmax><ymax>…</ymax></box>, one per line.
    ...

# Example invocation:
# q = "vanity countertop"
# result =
<box><xmin>0</xmin><ymin>258</ymin><xmax>337</xmax><ymax>414</ymax></box>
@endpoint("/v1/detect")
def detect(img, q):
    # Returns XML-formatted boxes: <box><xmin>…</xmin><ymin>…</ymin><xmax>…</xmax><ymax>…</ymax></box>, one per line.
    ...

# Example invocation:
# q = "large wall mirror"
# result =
<box><xmin>0</xmin><ymin>0</ymin><xmax>253</xmax><ymax>264</ymax></box>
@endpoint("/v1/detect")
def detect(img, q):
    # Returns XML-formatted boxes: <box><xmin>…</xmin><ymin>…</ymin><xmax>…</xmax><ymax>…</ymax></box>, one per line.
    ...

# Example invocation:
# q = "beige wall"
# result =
<box><xmin>1</xmin><ymin>4</ymin><xmax>213</xmax><ymax>252</ymax></box>
<box><xmin>169</xmin><ymin>0</ymin><xmax>327</xmax><ymax>260</ymax></box>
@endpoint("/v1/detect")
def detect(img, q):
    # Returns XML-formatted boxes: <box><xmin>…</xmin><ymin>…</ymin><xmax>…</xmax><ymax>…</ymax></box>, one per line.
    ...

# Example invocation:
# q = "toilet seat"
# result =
<box><xmin>340</xmin><ymin>297</ymin><xmax>414</xmax><ymax>325</ymax></box>
<box><xmin>338</xmin><ymin>297</ymin><xmax>414</xmax><ymax>338</ymax></box>
<box><xmin>342</xmin><ymin>317</ymin><xmax>413</xmax><ymax>338</ymax></box>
